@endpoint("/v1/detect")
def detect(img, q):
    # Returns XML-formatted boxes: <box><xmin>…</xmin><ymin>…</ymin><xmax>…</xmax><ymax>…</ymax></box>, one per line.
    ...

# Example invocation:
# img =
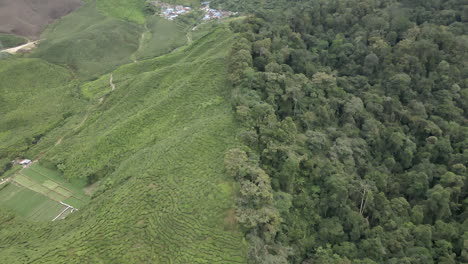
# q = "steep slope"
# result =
<box><xmin>0</xmin><ymin>58</ymin><xmax>85</xmax><ymax>172</ymax></box>
<box><xmin>31</xmin><ymin>3</ymin><xmax>143</xmax><ymax>79</ymax></box>
<box><xmin>0</xmin><ymin>33</ymin><xmax>27</xmax><ymax>49</ymax></box>
<box><xmin>29</xmin><ymin>1</ymin><xmax>205</xmax><ymax>79</ymax></box>
<box><xmin>0</xmin><ymin>26</ymin><xmax>247</xmax><ymax>263</ymax></box>
<box><xmin>95</xmin><ymin>0</ymin><xmax>146</xmax><ymax>24</ymax></box>
<box><xmin>0</xmin><ymin>0</ymin><xmax>82</xmax><ymax>39</ymax></box>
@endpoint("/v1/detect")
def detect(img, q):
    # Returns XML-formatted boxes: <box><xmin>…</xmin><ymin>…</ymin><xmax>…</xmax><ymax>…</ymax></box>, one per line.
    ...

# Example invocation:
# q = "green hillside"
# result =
<box><xmin>4</xmin><ymin>0</ymin><xmax>466</xmax><ymax>263</ymax></box>
<box><xmin>0</xmin><ymin>26</ymin><xmax>247</xmax><ymax>263</ymax></box>
<box><xmin>96</xmin><ymin>0</ymin><xmax>146</xmax><ymax>24</ymax></box>
<box><xmin>29</xmin><ymin>1</ymin><xmax>212</xmax><ymax>79</ymax></box>
<box><xmin>31</xmin><ymin>3</ymin><xmax>143</xmax><ymax>79</ymax></box>
<box><xmin>132</xmin><ymin>16</ymin><xmax>188</xmax><ymax>60</ymax></box>
<box><xmin>0</xmin><ymin>58</ymin><xmax>84</xmax><ymax>171</ymax></box>
<box><xmin>0</xmin><ymin>33</ymin><xmax>27</xmax><ymax>49</ymax></box>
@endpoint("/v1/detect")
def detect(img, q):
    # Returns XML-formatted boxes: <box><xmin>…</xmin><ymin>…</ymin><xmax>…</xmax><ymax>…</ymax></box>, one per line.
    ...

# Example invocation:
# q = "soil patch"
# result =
<box><xmin>0</xmin><ymin>0</ymin><xmax>83</xmax><ymax>39</ymax></box>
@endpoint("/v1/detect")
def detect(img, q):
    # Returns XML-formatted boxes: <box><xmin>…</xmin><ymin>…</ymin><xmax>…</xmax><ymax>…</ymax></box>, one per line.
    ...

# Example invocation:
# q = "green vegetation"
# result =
<box><xmin>96</xmin><ymin>0</ymin><xmax>146</xmax><ymax>24</ymax></box>
<box><xmin>29</xmin><ymin>163</ymin><xmax>88</xmax><ymax>194</ymax></box>
<box><xmin>17</xmin><ymin>163</ymin><xmax>89</xmax><ymax>207</ymax></box>
<box><xmin>222</xmin><ymin>0</ymin><xmax>468</xmax><ymax>263</ymax></box>
<box><xmin>2</xmin><ymin>0</ymin><xmax>465</xmax><ymax>262</ymax></box>
<box><xmin>0</xmin><ymin>33</ymin><xmax>27</xmax><ymax>49</ymax></box>
<box><xmin>0</xmin><ymin>58</ymin><xmax>84</xmax><ymax>175</ymax></box>
<box><xmin>30</xmin><ymin>1</ymin><xmax>210</xmax><ymax>79</ymax></box>
<box><xmin>0</xmin><ymin>26</ymin><xmax>247</xmax><ymax>262</ymax></box>
<box><xmin>32</xmin><ymin>3</ymin><xmax>142</xmax><ymax>79</ymax></box>
<box><xmin>133</xmin><ymin>15</ymin><xmax>217</xmax><ymax>61</ymax></box>
<box><xmin>0</xmin><ymin>183</ymin><xmax>65</xmax><ymax>221</ymax></box>
<box><xmin>133</xmin><ymin>16</ymin><xmax>188</xmax><ymax>60</ymax></box>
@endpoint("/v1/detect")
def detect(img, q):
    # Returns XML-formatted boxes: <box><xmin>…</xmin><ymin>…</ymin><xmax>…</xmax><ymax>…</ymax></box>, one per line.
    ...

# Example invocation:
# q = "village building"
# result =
<box><xmin>153</xmin><ymin>1</ymin><xmax>235</xmax><ymax>21</ymax></box>
<box><xmin>18</xmin><ymin>159</ymin><xmax>31</xmax><ymax>166</ymax></box>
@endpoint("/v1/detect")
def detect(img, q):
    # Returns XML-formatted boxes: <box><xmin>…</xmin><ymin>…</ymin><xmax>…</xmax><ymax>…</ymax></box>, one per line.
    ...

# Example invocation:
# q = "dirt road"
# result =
<box><xmin>1</xmin><ymin>40</ymin><xmax>40</xmax><ymax>54</ymax></box>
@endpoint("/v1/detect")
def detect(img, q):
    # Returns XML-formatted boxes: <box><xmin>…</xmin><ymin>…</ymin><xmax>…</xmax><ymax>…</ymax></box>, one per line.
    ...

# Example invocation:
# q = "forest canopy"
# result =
<box><xmin>221</xmin><ymin>0</ymin><xmax>468</xmax><ymax>263</ymax></box>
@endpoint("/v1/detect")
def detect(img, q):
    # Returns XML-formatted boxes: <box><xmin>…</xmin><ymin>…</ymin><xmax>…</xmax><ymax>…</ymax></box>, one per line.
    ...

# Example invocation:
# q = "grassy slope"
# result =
<box><xmin>31</xmin><ymin>3</ymin><xmax>142</xmax><ymax>79</ymax></box>
<box><xmin>0</xmin><ymin>1</ymin><xmax>208</xmax><ymax>165</ymax></box>
<box><xmin>96</xmin><ymin>0</ymin><xmax>146</xmax><ymax>24</ymax></box>
<box><xmin>0</xmin><ymin>27</ymin><xmax>247</xmax><ymax>263</ymax></box>
<box><xmin>0</xmin><ymin>33</ymin><xmax>27</xmax><ymax>49</ymax></box>
<box><xmin>0</xmin><ymin>58</ymin><xmax>84</xmax><ymax>166</ymax></box>
<box><xmin>30</xmin><ymin>2</ymin><xmax>206</xmax><ymax>79</ymax></box>
<box><xmin>133</xmin><ymin>16</ymin><xmax>188</xmax><ymax>60</ymax></box>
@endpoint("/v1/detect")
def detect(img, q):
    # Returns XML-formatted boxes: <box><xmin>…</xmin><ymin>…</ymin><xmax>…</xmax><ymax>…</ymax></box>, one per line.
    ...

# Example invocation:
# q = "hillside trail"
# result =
<box><xmin>53</xmin><ymin>73</ymin><xmax>115</xmax><ymax>147</ymax></box>
<box><xmin>1</xmin><ymin>40</ymin><xmax>41</xmax><ymax>54</ymax></box>
<box><xmin>55</xmin><ymin>137</ymin><xmax>63</xmax><ymax>146</ymax></box>
<box><xmin>75</xmin><ymin>112</ymin><xmax>90</xmax><ymax>130</ymax></box>
<box><xmin>186</xmin><ymin>31</ymin><xmax>192</xmax><ymax>44</ymax></box>
<box><xmin>131</xmin><ymin>21</ymin><xmax>150</xmax><ymax>63</ymax></box>
<box><xmin>110</xmin><ymin>73</ymin><xmax>116</xmax><ymax>91</ymax></box>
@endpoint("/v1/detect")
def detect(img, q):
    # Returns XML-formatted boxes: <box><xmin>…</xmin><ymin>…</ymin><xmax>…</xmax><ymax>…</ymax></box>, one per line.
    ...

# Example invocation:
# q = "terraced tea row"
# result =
<box><xmin>0</xmin><ymin>27</ymin><xmax>247</xmax><ymax>263</ymax></box>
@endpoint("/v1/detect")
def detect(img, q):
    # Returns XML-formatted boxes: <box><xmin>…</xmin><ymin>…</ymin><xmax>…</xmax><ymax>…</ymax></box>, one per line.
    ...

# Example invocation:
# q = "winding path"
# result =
<box><xmin>110</xmin><ymin>73</ymin><xmax>116</xmax><ymax>91</ymax></box>
<box><xmin>186</xmin><ymin>32</ymin><xmax>192</xmax><ymax>44</ymax></box>
<box><xmin>64</xmin><ymin>73</ymin><xmax>115</xmax><ymax>138</ymax></box>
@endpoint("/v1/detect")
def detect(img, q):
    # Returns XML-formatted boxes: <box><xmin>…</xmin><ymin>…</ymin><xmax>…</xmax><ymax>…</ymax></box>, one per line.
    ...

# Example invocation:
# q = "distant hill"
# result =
<box><xmin>0</xmin><ymin>0</ymin><xmax>82</xmax><ymax>39</ymax></box>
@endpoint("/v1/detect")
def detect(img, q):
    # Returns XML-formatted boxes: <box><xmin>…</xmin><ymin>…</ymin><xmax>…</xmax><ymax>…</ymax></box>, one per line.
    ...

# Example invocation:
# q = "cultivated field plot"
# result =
<box><xmin>14</xmin><ymin>163</ymin><xmax>89</xmax><ymax>208</ymax></box>
<box><xmin>0</xmin><ymin>183</ymin><xmax>66</xmax><ymax>221</ymax></box>
<box><xmin>0</xmin><ymin>163</ymin><xmax>88</xmax><ymax>221</ymax></box>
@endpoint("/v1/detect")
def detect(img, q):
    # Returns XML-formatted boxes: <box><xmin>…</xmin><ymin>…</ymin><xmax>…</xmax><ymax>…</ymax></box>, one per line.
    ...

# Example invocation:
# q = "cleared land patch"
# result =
<box><xmin>0</xmin><ymin>0</ymin><xmax>82</xmax><ymax>39</ymax></box>
<box><xmin>18</xmin><ymin>164</ymin><xmax>88</xmax><ymax>207</ymax></box>
<box><xmin>0</xmin><ymin>163</ymin><xmax>88</xmax><ymax>221</ymax></box>
<box><xmin>0</xmin><ymin>183</ymin><xmax>66</xmax><ymax>221</ymax></box>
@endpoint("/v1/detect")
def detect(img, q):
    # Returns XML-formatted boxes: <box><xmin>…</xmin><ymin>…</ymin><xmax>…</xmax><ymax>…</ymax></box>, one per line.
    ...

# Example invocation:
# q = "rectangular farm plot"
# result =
<box><xmin>28</xmin><ymin>183</ymin><xmax>52</xmax><ymax>197</ymax></box>
<box><xmin>64</xmin><ymin>196</ymin><xmax>86</xmax><ymax>208</ymax></box>
<box><xmin>27</xmin><ymin>164</ymin><xmax>88</xmax><ymax>195</ymax></box>
<box><xmin>29</xmin><ymin>202</ymin><xmax>65</xmax><ymax>222</ymax></box>
<box><xmin>0</xmin><ymin>183</ymin><xmax>64</xmax><ymax>221</ymax></box>
<box><xmin>19</xmin><ymin>164</ymin><xmax>90</xmax><ymax>207</ymax></box>
<box><xmin>45</xmin><ymin>190</ymin><xmax>68</xmax><ymax>201</ymax></box>
<box><xmin>14</xmin><ymin>174</ymin><xmax>37</xmax><ymax>188</ymax></box>
<box><xmin>21</xmin><ymin>168</ymin><xmax>49</xmax><ymax>184</ymax></box>
<box><xmin>28</xmin><ymin>164</ymin><xmax>65</xmax><ymax>183</ymax></box>
<box><xmin>14</xmin><ymin>174</ymin><xmax>52</xmax><ymax>197</ymax></box>
<box><xmin>53</xmin><ymin>187</ymin><xmax>73</xmax><ymax>197</ymax></box>
<box><xmin>42</xmin><ymin>180</ymin><xmax>59</xmax><ymax>189</ymax></box>
<box><xmin>0</xmin><ymin>183</ymin><xmax>21</xmax><ymax>201</ymax></box>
